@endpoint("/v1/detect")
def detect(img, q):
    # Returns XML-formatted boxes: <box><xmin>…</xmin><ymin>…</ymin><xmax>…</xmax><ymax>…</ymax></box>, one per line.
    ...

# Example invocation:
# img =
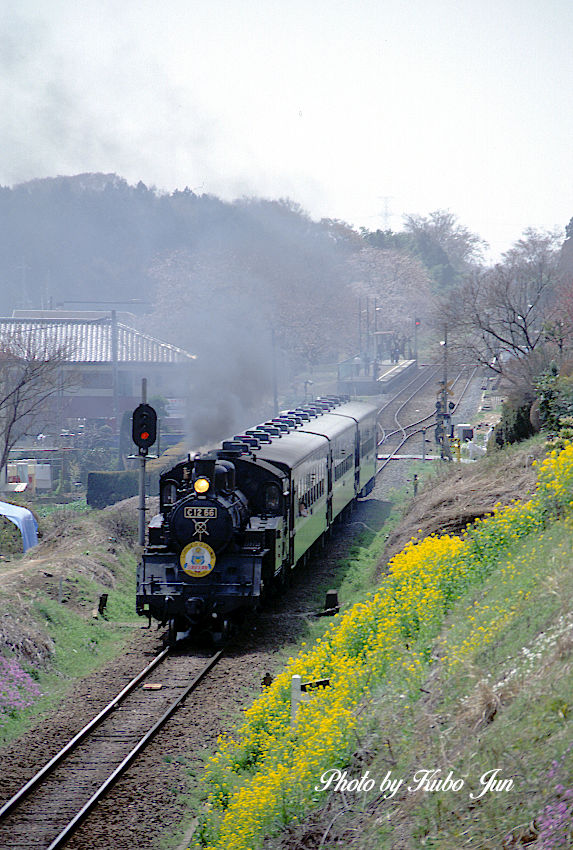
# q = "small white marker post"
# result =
<box><xmin>291</xmin><ymin>675</ymin><xmax>302</xmax><ymax>726</ymax></box>
<box><xmin>291</xmin><ymin>675</ymin><xmax>331</xmax><ymax>725</ymax></box>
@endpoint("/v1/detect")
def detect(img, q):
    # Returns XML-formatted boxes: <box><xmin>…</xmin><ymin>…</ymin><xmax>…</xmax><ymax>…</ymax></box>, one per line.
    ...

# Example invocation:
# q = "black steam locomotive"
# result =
<box><xmin>136</xmin><ymin>397</ymin><xmax>378</xmax><ymax>642</ymax></box>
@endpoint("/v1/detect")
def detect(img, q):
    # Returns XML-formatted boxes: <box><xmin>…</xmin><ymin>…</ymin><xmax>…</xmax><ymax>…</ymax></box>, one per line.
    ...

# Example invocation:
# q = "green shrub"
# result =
<box><xmin>535</xmin><ymin>367</ymin><xmax>573</xmax><ymax>432</ymax></box>
<box><xmin>86</xmin><ymin>470</ymin><xmax>138</xmax><ymax>509</ymax></box>
<box><xmin>490</xmin><ymin>398</ymin><xmax>535</xmax><ymax>449</ymax></box>
<box><xmin>0</xmin><ymin>516</ymin><xmax>23</xmax><ymax>554</ymax></box>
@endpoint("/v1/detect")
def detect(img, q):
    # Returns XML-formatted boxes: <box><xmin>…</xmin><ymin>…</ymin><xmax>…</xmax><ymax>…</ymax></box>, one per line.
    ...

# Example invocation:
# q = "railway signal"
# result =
<box><xmin>131</xmin><ymin>383</ymin><xmax>158</xmax><ymax>548</ymax></box>
<box><xmin>413</xmin><ymin>317</ymin><xmax>421</xmax><ymax>362</ymax></box>
<box><xmin>132</xmin><ymin>403</ymin><xmax>157</xmax><ymax>455</ymax></box>
<box><xmin>435</xmin><ymin>396</ymin><xmax>454</xmax><ymax>459</ymax></box>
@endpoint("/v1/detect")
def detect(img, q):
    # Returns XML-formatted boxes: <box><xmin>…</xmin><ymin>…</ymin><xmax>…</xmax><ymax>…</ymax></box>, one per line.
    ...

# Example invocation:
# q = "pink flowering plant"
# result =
<box><xmin>534</xmin><ymin>750</ymin><xmax>573</xmax><ymax>849</ymax></box>
<box><xmin>0</xmin><ymin>656</ymin><xmax>41</xmax><ymax>720</ymax></box>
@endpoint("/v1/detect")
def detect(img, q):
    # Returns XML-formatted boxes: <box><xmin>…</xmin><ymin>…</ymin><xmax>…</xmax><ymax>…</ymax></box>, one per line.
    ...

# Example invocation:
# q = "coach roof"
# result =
<box><xmin>254</xmin><ymin>430</ymin><xmax>328</xmax><ymax>471</ymax></box>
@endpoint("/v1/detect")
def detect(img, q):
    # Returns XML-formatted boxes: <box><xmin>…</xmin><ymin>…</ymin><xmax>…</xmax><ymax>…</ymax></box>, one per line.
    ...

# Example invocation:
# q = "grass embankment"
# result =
<box><xmin>0</xmin><ymin>501</ymin><xmax>141</xmax><ymax>745</ymax></box>
<box><xmin>191</xmin><ymin>442</ymin><xmax>573</xmax><ymax>850</ymax></box>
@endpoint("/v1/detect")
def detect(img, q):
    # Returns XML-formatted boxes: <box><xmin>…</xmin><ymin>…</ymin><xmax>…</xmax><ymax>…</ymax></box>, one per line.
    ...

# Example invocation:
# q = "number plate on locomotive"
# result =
<box><xmin>184</xmin><ymin>506</ymin><xmax>217</xmax><ymax>519</ymax></box>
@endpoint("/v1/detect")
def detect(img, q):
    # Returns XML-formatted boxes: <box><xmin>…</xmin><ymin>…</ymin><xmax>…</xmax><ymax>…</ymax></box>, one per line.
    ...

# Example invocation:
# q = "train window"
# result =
<box><xmin>264</xmin><ymin>483</ymin><xmax>281</xmax><ymax>515</ymax></box>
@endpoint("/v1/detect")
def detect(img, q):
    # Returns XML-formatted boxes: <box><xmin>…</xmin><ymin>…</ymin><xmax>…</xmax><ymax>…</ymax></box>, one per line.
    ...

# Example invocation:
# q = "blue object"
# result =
<box><xmin>0</xmin><ymin>501</ymin><xmax>39</xmax><ymax>552</ymax></box>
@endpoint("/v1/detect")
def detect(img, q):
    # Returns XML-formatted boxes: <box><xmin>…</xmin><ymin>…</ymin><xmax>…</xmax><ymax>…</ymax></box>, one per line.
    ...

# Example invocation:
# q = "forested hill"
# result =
<box><xmin>0</xmin><ymin>174</ymin><xmax>439</xmax><ymax>373</ymax></box>
<box><xmin>4</xmin><ymin>174</ymin><xmax>573</xmax><ymax>335</ymax></box>
<box><xmin>0</xmin><ymin>173</ymin><xmax>344</xmax><ymax>317</ymax></box>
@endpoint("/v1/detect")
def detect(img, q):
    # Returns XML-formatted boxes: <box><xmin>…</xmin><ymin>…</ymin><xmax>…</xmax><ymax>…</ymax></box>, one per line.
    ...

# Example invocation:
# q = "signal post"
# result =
<box><xmin>132</xmin><ymin>379</ymin><xmax>157</xmax><ymax>547</ymax></box>
<box><xmin>437</xmin><ymin>327</ymin><xmax>454</xmax><ymax>461</ymax></box>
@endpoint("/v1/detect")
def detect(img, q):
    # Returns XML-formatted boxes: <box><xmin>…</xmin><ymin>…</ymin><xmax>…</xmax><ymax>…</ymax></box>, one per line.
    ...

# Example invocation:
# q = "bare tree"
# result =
<box><xmin>545</xmin><ymin>274</ymin><xmax>573</xmax><ymax>367</ymax></box>
<box><xmin>0</xmin><ymin>330</ymin><xmax>71</xmax><ymax>471</ymax></box>
<box><xmin>443</xmin><ymin>229</ymin><xmax>563</xmax><ymax>383</ymax></box>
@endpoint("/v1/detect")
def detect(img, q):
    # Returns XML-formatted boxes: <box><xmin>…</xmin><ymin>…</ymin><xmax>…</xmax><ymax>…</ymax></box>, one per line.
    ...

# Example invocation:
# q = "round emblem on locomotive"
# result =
<box><xmin>180</xmin><ymin>542</ymin><xmax>216</xmax><ymax>577</ymax></box>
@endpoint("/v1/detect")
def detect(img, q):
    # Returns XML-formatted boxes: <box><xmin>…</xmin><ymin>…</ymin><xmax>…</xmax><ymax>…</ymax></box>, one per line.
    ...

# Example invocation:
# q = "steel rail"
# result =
<box><xmin>0</xmin><ymin>648</ymin><xmax>223</xmax><ymax>849</ymax></box>
<box><xmin>383</xmin><ymin>367</ymin><xmax>465</xmax><ymax>442</ymax></box>
<box><xmin>379</xmin><ymin>366</ymin><xmax>477</xmax><ymax>446</ymax></box>
<box><xmin>390</xmin><ymin>367</ymin><xmax>446</xmax><ymax>440</ymax></box>
<box><xmin>376</xmin><ymin>364</ymin><xmax>440</xmax><ymax>444</ymax></box>
<box><xmin>0</xmin><ymin>647</ymin><xmax>170</xmax><ymax>822</ymax></box>
<box><xmin>376</xmin><ymin>365</ymin><xmax>479</xmax><ymax>473</ymax></box>
<box><xmin>46</xmin><ymin>650</ymin><xmax>223</xmax><ymax>850</ymax></box>
<box><xmin>376</xmin><ymin>363</ymin><xmax>439</xmax><ymax>417</ymax></box>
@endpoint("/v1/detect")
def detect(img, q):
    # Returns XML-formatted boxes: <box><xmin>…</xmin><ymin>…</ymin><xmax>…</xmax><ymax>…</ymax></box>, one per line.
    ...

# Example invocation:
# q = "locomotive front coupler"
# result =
<box><xmin>184</xmin><ymin>597</ymin><xmax>205</xmax><ymax>619</ymax></box>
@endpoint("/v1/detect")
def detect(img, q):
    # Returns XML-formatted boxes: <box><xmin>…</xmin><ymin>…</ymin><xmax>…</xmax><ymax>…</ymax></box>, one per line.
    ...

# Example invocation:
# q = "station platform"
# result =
<box><xmin>337</xmin><ymin>359</ymin><xmax>417</xmax><ymax>396</ymax></box>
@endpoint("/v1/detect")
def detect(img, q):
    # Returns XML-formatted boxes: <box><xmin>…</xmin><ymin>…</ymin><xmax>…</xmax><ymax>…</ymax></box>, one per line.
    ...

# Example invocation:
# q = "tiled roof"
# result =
<box><xmin>0</xmin><ymin>318</ymin><xmax>196</xmax><ymax>364</ymax></box>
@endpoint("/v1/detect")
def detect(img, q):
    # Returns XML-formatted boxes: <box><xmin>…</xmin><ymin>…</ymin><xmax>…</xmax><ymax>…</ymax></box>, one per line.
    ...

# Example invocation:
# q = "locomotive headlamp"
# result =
<box><xmin>193</xmin><ymin>477</ymin><xmax>210</xmax><ymax>494</ymax></box>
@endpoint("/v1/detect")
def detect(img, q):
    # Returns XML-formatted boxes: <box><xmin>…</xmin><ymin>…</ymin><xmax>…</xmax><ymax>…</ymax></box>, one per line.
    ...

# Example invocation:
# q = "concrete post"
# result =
<box><xmin>291</xmin><ymin>675</ymin><xmax>302</xmax><ymax>726</ymax></box>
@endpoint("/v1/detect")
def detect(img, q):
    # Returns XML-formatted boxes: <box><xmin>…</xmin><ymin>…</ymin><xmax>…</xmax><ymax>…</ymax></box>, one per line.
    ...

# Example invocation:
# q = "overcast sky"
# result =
<box><xmin>1</xmin><ymin>0</ymin><xmax>572</xmax><ymax>259</ymax></box>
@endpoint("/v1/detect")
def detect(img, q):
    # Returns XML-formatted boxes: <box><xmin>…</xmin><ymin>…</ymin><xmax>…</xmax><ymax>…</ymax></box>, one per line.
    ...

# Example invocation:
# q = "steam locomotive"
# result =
<box><xmin>136</xmin><ymin>397</ymin><xmax>378</xmax><ymax>642</ymax></box>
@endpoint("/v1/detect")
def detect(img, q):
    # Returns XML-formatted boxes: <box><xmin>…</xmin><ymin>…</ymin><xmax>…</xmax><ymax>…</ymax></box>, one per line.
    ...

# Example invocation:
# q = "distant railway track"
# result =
<box><xmin>376</xmin><ymin>365</ymin><xmax>479</xmax><ymax>473</ymax></box>
<box><xmin>377</xmin><ymin>364</ymin><xmax>441</xmax><ymax>443</ymax></box>
<box><xmin>0</xmin><ymin>648</ymin><xmax>222</xmax><ymax>849</ymax></box>
<box><xmin>376</xmin><ymin>363</ymin><xmax>441</xmax><ymax>450</ymax></box>
<box><xmin>377</xmin><ymin>364</ymin><xmax>440</xmax><ymax>424</ymax></box>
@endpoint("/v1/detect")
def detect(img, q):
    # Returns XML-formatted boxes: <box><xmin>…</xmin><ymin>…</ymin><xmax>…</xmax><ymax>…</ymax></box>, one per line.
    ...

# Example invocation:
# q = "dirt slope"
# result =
<box><xmin>381</xmin><ymin>440</ymin><xmax>546</xmax><ymax>569</ymax></box>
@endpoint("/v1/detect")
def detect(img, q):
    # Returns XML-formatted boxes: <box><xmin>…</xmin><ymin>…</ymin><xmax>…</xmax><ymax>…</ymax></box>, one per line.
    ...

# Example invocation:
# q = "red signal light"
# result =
<box><xmin>132</xmin><ymin>403</ymin><xmax>157</xmax><ymax>454</ymax></box>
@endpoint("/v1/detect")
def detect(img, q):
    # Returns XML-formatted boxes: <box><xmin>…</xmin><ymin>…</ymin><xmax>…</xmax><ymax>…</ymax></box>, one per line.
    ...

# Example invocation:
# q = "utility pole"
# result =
<box><xmin>16</xmin><ymin>259</ymin><xmax>31</xmax><ymax>308</ymax></box>
<box><xmin>414</xmin><ymin>318</ymin><xmax>420</xmax><ymax>364</ymax></box>
<box><xmin>138</xmin><ymin>379</ymin><xmax>147</xmax><ymax>547</ymax></box>
<box><xmin>111</xmin><ymin>310</ymin><xmax>119</xmax><ymax>439</ymax></box>
<box><xmin>271</xmin><ymin>329</ymin><xmax>279</xmax><ymax>416</ymax></box>
<box><xmin>366</xmin><ymin>297</ymin><xmax>371</xmax><ymax>360</ymax></box>
<box><xmin>442</xmin><ymin>324</ymin><xmax>448</xmax><ymax>426</ymax></box>
<box><xmin>439</xmin><ymin>326</ymin><xmax>452</xmax><ymax>461</ymax></box>
<box><xmin>378</xmin><ymin>195</ymin><xmax>393</xmax><ymax>230</ymax></box>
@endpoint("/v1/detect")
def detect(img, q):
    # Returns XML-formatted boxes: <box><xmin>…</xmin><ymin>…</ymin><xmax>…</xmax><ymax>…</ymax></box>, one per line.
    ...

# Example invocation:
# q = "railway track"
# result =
<box><xmin>377</xmin><ymin>363</ymin><xmax>440</xmax><ymax>439</ymax></box>
<box><xmin>376</xmin><ymin>364</ymin><xmax>479</xmax><ymax>473</ymax></box>
<box><xmin>0</xmin><ymin>648</ymin><xmax>222</xmax><ymax>849</ymax></box>
<box><xmin>377</xmin><ymin>363</ymin><xmax>441</xmax><ymax>443</ymax></box>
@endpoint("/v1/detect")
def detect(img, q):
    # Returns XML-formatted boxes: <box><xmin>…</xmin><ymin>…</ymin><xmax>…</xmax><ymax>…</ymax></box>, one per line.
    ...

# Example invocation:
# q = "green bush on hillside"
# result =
<box><xmin>86</xmin><ymin>471</ymin><xmax>138</xmax><ymax>509</ymax></box>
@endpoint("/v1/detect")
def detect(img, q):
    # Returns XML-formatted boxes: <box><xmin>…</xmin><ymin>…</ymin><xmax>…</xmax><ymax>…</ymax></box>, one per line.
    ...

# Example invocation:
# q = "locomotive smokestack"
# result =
<box><xmin>194</xmin><ymin>456</ymin><xmax>217</xmax><ymax>482</ymax></box>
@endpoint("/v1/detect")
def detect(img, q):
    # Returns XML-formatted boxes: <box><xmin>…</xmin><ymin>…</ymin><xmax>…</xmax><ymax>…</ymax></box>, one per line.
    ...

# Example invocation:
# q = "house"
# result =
<box><xmin>0</xmin><ymin>311</ymin><xmax>196</xmax><ymax>432</ymax></box>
